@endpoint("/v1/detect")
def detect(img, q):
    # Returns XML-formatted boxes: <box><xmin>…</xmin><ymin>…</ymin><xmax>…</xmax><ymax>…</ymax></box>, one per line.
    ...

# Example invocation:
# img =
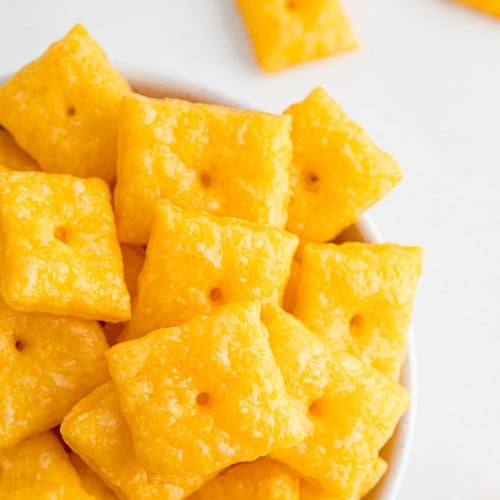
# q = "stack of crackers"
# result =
<box><xmin>0</xmin><ymin>24</ymin><xmax>422</xmax><ymax>500</ymax></box>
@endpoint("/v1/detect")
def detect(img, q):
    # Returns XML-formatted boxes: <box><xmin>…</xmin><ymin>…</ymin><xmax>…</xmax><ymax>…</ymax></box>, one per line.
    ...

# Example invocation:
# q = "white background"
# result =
<box><xmin>1</xmin><ymin>1</ymin><xmax>499</xmax><ymax>498</ymax></box>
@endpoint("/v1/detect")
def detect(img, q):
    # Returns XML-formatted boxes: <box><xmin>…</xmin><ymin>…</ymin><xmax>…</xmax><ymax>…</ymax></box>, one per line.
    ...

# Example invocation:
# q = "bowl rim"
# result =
<box><xmin>0</xmin><ymin>65</ymin><xmax>416</xmax><ymax>500</ymax></box>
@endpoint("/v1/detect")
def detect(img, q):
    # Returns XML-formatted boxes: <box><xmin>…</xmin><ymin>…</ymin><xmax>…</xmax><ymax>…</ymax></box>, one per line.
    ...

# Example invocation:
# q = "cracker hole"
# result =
<box><xmin>287</xmin><ymin>0</ymin><xmax>298</xmax><ymax>9</ymax></box>
<box><xmin>54</xmin><ymin>226</ymin><xmax>70</xmax><ymax>244</ymax></box>
<box><xmin>15</xmin><ymin>339</ymin><xmax>25</xmax><ymax>352</ymax></box>
<box><xmin>350</xmin><ymin>314</ymin><xmax>363</xmax><ymax>329</ymax></box>
<box><xmin>67</xmin><ymin>105</ymin><xmax>76</xmax><ymax>116</ymax></box>
<box><xmin>209</xmin><ymin>287</ymin><xmax>223</xmax><ymax>303</ymax></box>
<box><xmin>200</xmin><ymin>171</ymin><xmax>212</xmax><ymax>188</ymax></box>
<box><xmin>196</xmin><ymin>392</ymin><xmax>210</xmax><ymax>406</ymax></box>
<box><xmin>304</xmin><ymin>171</ymin><xmax>320</xmax><ymax>191</ymax></box>
<box><xmin>309</xmin><ymin>399</ymin><xmax>325</xmax><ymax>417</ymax></box>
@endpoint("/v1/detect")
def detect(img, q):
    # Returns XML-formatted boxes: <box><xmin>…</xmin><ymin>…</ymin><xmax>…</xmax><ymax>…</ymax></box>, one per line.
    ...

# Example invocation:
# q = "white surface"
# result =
<box><xmin>0</xmin><ymin>1</ymin><xmax>499</xmax><ymax>498</ymax></box>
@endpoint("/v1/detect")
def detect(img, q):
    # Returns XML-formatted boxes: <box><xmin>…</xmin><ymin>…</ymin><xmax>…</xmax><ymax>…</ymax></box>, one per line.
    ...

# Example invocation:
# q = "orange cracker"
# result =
<box><xmin>0</xmin><ymin>169</ymin><xmax>130</xmax><ymax>322</ymax></box>
<box><xmin>285</xmin><ymin>87</ymin><xmax>402</xmax><ymax>242</ymax></box>
<box><xmin>454</xmin><ymin>0</ymin><xmax>500</xmax><ymax>16</ymax></box>
<box><xmin>0</xmin><ymin>24</ymin><xmax>130</xmax><ymax>183</ymax></box>
<box><xmin>122</xmin><ymin>201</ymin><xmax>298</xmax><ymax>340</ymax></box>
<box><xmin>293</xmin><ymin>242</ymin><xmax>423</xmax><ymax>379</ymax></box>
<box><xmin>0</xmin><ymin>297</ymin><xmax>109</xmax><ymax>449</ymax></box>
<box><xmin>114</xmin><ymin>93</ymin><xmax>292</xmax><ymax>245</ymax></box>
<box><xmin>236</xmin><ymin>0</ymin><xmax>358</xmax><ymax>72</ymax></box>
<box><xmin>107</xmin><ymin>302</ymin><xmax>306</xmax><ymax>488</ymax></box>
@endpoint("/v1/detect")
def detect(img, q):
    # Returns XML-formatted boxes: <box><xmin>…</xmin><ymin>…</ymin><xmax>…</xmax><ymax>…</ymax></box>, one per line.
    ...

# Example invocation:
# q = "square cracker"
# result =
<box><xmin>0</xmin><ymin>297</ymin><xmax>109</xmax><ymax>449</ymax></box>
<box><xmin>0</xmin><ymin>24</ymin><xmax>130</xmax><ymax>183</ymax></box>
<box><xmin>0</xmin><ymin>129</ymin><xmax>39</xmax><ymax>172</ymax></box>
<box><xmin>0</xmin><ymin>431</ymin><xmax>92</xmax><ymax>499</ymax></box>
<box><xmin>122</xmin><ymin>201</ymin><xmax>298</xmax><ymax>340</ymax></box>
<box><xmin>107</xmin><ymin>302</ymin><xmax>306</xmax><ymax>487</ymax></box>
<box><xmin>61</xmin><ymin>384</ymin><xmax>187</xmax><ymax>500</ymax></box>
<box><xmin>114</xmin><ymin>93</ymin><xmax>292</xmax><ymax>245</ymax></box>
<box><xmin>264</xmin><ymin>307</ymin><xmax>409</xmax><ymax>497</ymax></box>
<box><xmin>236</xmin><ymin>0</ymin><xmax>358</xmax><ymax>72</ymax></box>
<box><xmin>0</xmin><ymin>169</ymin><xmax>130</xmax><ymax>322</ymax></box>
<box><xmin>188</xmin><ymin>458</ymin><xmax>299</xmax><ymax>500</ymax></box>
<box><xmin>284</xmin><ymin>87</ymin><xmax>402</xmax><ymax>242</ymax></box>
<box><xmin>274</xmin><ymin>359</ymin><xmax>407</xmax><ymax>498</ymax></box>
<box><xmin>293</xmin><ymin>242</ymin><xmax>423</xmax><ymax>379</ymax></box>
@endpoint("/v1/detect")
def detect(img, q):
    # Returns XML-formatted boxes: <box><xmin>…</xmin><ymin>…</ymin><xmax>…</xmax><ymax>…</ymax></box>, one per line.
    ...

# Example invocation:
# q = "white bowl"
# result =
<box><xmin>0</xmin><ymin>67</ymin><xmax>416</xmax><ymax>500</ymax></box>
